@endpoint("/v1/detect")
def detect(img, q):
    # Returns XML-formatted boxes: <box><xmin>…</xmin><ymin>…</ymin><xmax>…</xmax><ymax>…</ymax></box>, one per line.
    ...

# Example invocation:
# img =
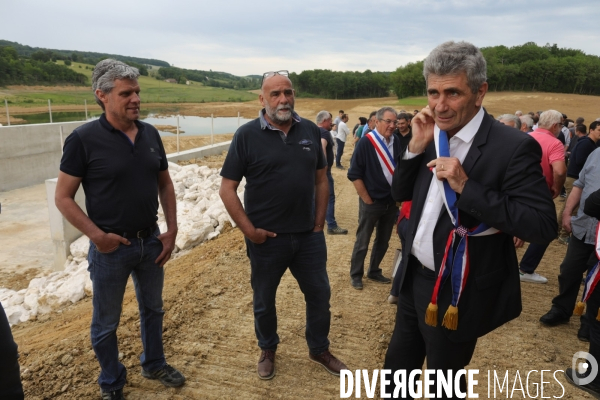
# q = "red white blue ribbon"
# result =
<box><xmin>426</xmin><ymin>130</ymin><xmax>498</xmax><ymax>329</ymax></box>
<box><xmin>365</xmin><ymin>130</ymin><xmax>396</xmax><ymax>186</ymax></box>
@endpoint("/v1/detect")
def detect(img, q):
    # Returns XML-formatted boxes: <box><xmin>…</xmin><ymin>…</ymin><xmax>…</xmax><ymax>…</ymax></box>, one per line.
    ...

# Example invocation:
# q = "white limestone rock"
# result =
<box><xmin>168</xmin><ymin>162</ymin><xmax>182</xmax><ymax>172</ymax></box>
<box><xmin>70</xmin><ymin>235</ymin><xmax>90</xmax><ymax>258</ymax></box>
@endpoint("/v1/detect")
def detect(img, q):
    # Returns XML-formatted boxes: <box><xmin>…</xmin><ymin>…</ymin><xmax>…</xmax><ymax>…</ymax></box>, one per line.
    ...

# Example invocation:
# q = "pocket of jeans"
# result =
<box><xmin>253</xmin><ymin>238</ymin><xmax>269</xmax><ymax>247</ymax></box>
<box><xmin>94</xmin><ymin>243</ymin><xmax>120</xmax><ymax>254</ymax></box>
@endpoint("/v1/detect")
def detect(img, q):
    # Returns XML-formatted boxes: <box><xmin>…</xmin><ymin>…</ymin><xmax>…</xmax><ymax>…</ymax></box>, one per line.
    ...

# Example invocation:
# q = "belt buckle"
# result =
<box><xmin>136</xmin><ymin>229</ymin><xmax>145</xmax><ymax>239</ymax></box>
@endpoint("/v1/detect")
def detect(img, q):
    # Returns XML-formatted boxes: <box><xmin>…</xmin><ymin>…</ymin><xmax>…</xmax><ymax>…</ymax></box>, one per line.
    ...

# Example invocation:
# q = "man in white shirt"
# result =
<box><xmin>335</xmin><ymin>114</ymin><xmax>350</xmax><ymax>169</ymax></box>
<box><xmin>384</xmin><ymin>41</ymin><xmax>557</xmax><ymax>398</ymax></box>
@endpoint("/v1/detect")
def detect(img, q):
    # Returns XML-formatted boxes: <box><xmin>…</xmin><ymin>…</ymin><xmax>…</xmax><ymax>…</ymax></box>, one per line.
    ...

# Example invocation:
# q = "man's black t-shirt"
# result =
<box><xmin>220</xmin><ymin>111</ymin><xmax>326</xmax><ymax>233</ymax></box>
<box><xmin>320</xmin><ymin>127</ymin><xmax>334</xmax><ymax>168</ymax></box>
<box><xmin>394</xmin><ymin>129</ymin><xmax>412</xmax><ymax>152</ymax></box>
<box><xmin>568</xmin><ymin>136</ymin><xmax>597</xmax><ymax>178</ymax></box>
<box><xmin>60</xmin><ymin>114</ymin><xmax>168</xmax><ymax>232</ymax></box>
<box><xmin>557</xmin><ymin>131</ymin><xmax>566</xmax><ymax>145</ymax></box>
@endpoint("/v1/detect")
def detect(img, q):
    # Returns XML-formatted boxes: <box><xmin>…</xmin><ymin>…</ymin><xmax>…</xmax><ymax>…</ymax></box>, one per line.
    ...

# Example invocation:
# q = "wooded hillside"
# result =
<box><xmin>391</xmin><ymin>42</ymin><xmax>600</xmax><ymax>98</ymax></box>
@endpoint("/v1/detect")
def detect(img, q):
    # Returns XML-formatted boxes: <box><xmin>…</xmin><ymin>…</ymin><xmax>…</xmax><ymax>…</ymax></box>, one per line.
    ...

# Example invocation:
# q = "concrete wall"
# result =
<box><xmin>0</xmin><ymin>121</ymin><xmax>86</xmax><ymax>192</ymax></box>
<box><xmin>45</xmin><ymin>141</ymin><xmax>231</xmax><ymax>270</ymax></box>
<box><xmin>45</xmin><ymin>178</ymin><xmax>87</xmax><ymax>271</ymax></box>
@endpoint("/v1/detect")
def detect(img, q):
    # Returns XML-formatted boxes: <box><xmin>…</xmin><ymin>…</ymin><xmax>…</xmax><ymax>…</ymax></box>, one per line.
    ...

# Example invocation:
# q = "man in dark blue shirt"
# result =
<box><xmin>55</xmin><ymin>59</ymin><xmax>184</xmax><ymax>400</ymax></box>
<box><xmin>317</xmin><ymin>110</ymin><xmax>348</xmax><ymax>235</ymax></box>
<box><xmin>347</xmin><ymin>106</ymin><xmax>401</xmax><ymax>289</ymax></box>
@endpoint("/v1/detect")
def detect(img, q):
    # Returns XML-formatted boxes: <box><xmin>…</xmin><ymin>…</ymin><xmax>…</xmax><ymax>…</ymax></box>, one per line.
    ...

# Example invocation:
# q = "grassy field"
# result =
<box><xmin>0</xmin><ymin>61</ymin><xmax>258</xmax><ymax>108</ymax></box>
<box><xmin>396</xmin><ymin>96</ymin><xmax>429</xmax><ymax>108</ymax></box>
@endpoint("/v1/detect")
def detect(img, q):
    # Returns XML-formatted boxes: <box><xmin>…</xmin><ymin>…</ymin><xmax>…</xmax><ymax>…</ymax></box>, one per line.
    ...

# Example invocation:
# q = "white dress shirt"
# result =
<box><xmin>407</xmin><ymin>107</ymin><xmax>485</xmax><ymax>270</ymax></box>
<box><xmin>337</xmin><ymin>121</ymin><xmax>350</xmax><ymax>142</ymax></box>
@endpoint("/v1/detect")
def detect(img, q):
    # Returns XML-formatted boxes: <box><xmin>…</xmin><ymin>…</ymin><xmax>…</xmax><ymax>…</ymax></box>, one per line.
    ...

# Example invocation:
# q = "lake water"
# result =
<box><xmin>11</xmin><ymin>111</ymin><xmax>251</xmax><ymax>136</ymax></box>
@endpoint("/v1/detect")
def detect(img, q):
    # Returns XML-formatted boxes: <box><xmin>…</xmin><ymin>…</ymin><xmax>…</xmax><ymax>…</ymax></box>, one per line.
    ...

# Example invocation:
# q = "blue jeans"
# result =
<box><xmin>87</xmin><ymin>229</ymin><xmax>166</xmax><ymax>392</ymax></box>
<box><xmin>325</xmin><ymin>169</ymin><xmax>338</xmax><ymax>229</ymax></box>
<box><xmin>245</xmin><ymin>231</ymin><xmax>331</xmax><ymax>355</ymax></box>
<box><xmin>335</xmin><ymin>139</ymin><xmax>345</xmax><ymax>166</ymax></box>
<box><xmin>519</xmin><ymin>242</ymin><xmax>551</xmax><ymax>274</ymax></box>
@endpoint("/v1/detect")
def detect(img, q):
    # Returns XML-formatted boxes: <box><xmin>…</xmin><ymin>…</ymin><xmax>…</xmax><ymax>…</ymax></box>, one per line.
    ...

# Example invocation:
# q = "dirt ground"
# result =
<box><xmin>5</xmin><ymin>94</ymin><xmax>600</xmax><ymax>399</ymax></box>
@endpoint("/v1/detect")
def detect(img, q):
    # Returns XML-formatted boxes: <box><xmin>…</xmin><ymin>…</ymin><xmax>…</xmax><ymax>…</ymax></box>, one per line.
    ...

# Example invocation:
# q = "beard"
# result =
<box><xmin>265</xmin><ymin>102</ymin><xmax>294</xmax><ymax>125</ymax></box>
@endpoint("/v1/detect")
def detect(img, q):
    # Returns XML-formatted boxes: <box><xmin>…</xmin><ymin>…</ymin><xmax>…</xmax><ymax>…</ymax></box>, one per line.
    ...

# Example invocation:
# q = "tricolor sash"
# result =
<box><xmin>574</xmin><ymin>222</ymin><xmax>600</xmax><ymax>320</ymax></box>
<box><xmin>365</xmin><ymin>130</ymin><xmax>396</xmax><ymax>186</ymax></box>
<box><xmin>425</xmin><ymin>130</ymin><xmax>499</xmax><ymax>330</ymax></box>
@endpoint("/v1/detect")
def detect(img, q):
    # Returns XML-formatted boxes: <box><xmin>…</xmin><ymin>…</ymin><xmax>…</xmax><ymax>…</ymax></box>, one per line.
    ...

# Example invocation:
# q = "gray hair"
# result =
<box><xmin>423</xmin><ymin>41</ymin><xmax>487</xmax><ymax>94</ymax></box>
<box><xmin>520</xmin><ymin>115</ymin><xmax>534</xmax><ymax>129</ymax></box>
<box><xmin>515</xmin><ymin>110</ymin><xmax>523</xmax><ymax>116</ymax></box>
<box><xmin>498</xmin><ymin>114</ymin><xmax>521</xmax><ymax>130</ymax></box>
<box><xmin>376</xmin><ymin>106</ymin><xmax>397</xmax><ymax>121</ymax></box>
<box><xmin>538</xmin><ymin>110</ymin><xmax>563</xmax><ymax>130</ymax></box>
<box><xmin>316</xmin><ymin>110</ymin><xmax>331</xmax><ymax>124</ymax></box>
<box><xmin>92</xmin><ymin>59</ymin><xmax>140</xmax><ymax>110</ymax></box>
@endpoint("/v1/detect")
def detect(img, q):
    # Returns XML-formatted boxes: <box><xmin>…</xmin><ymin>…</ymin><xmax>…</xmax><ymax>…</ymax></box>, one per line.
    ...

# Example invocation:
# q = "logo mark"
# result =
<box><xmin>150</xmin><ymin>148</ymin><xmax>155</xmax><ymax>153</ymax></box>
<box><xmin>572</xmin><ymin>351</ymin><xmax>598</xmax><ymax>385</ymax></box>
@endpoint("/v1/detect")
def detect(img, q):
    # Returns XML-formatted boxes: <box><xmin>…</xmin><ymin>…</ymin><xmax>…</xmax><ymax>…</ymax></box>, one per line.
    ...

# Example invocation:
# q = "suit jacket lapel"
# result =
<box><xmin>461</xmin><ymin>110</ymin><xmax>493</xmax><ymax>175</ymax></box>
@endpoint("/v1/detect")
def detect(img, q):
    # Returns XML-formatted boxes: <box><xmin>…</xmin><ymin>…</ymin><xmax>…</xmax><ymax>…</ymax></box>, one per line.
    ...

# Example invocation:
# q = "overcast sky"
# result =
<box><xmin>2</xmin><ymin>0</ymin><xmax>599</xmax><ymax>76</ymax></box>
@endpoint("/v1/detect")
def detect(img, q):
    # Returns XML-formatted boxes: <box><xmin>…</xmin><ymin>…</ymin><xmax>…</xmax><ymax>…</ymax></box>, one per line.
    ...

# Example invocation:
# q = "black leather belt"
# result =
<box><xmin>103</xmin><ymin>224</ymin><xmax>158</xmax><ymax>239</ymax></box>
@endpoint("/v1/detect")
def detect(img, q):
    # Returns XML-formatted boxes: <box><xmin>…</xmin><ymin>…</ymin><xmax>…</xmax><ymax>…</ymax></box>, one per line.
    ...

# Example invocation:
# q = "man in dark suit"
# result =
<box><xmin>383</xmin><ymin>41</ymin><xmax>557</xmax><ymax>398</ymax></box>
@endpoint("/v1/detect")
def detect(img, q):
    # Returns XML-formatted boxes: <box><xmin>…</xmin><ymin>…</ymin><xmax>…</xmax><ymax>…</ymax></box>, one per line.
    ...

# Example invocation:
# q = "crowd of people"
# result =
<box><xmin>3</xmin><ymin>41</ymin><xmax>600</xmax><ymax>400</ymax></box>
<box><xmin>314</xmin><ymin>42</ymin><xmax>600</xmax><ymax>398</ymax></box>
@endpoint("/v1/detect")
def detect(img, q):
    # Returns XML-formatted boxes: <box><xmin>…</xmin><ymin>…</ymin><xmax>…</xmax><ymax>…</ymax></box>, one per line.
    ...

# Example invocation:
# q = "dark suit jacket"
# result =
<box><xmin>391</xmin><ymin>111</ymin><xmax>557</xmax><ymax>342</ymax></box>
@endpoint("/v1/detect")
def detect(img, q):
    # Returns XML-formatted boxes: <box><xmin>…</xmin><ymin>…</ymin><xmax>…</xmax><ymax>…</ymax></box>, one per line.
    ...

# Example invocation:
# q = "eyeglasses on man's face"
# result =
<box><xmin>261</xmin><ymin>70</ymin><xmax>289</xmax><ymax>86</ymax></box>
<box><xmin>379</xmin><ymin>118</ymin><xmax>398</xmax><ymax>125</ymax></box>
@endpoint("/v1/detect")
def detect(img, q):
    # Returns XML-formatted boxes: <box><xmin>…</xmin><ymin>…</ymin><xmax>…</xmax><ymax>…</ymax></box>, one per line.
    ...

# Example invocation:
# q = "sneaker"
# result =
<box><xmin>519</xmin><ymin>271</ymin><xmax>548</xmax><ymax>284</ymax></box>
<box><xmin>141</xmin><ymin>363</ymin><xmax>185</xmax><ymax>388</ymax></box>
<box><xmin>335</xmin><ymin>165</ymin><xmax>346</xmax><ymax>170</ymax></box>
<box><xmin>564</xmin><ymin>367</ymin><xmax>600</xmax><ymax>398</ymax></box>
<box><xmin>101</xmin><ymin>388</ymin><xmax>125</xmax><ymax>400</ymax></box>
<box><xmin>351</xmin><ymin>278</ymin><xmax>363</xmax><ymax>290</ymax></box>
<box><xmin>328</xmin><ymin>226</ymin><xmax>348</xmax><ymax>235</ymax></box>
<box><xmin>387</xmin><ymin>295</ymin><xmax>398</xmax><ymax>304</ymax></box>
<box><xmin>558</xmin><ymin>236</ymin><xmax>570</xmax><ymax>245</ymax></box>
<box><xmin>309</xmin><ymin>350</ymin><xmax>347</xmax><ymax>376</ymax></box>
<box><xmin>539</xmin><ymin>308</ymin><xmax>570</xmax><ymax>326</ymax></box>
<box><xmin>257</xmin><ymin>349</ymin><xmax>275</xmax><ymax>380</ymax></box>
<box><xmin>367</xmin><ymin>274</ymin><xmax>392</xmax><ymax>284</ymax></box>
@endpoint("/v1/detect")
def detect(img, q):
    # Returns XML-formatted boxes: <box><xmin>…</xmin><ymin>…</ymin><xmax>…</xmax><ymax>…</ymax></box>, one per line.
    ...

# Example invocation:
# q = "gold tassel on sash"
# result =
<box><xmin>442</xmin><ymin>305</ymin><xmax>459</xmax><ymax>330</ymax></box>
<box><xmin>425</xmin><ymin>303</ymin><xmax>438</xmax><ymax>327</ymax></box>
<box><xmin>574</xmin><ymin>301</ymin><xmax>586</xmax><ymax>316</ymax></box>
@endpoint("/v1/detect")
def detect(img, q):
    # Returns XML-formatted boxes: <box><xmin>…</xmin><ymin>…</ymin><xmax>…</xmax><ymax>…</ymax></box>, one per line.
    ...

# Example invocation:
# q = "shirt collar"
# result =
<box><xmin>259</xmin><ymin>108</ymin><xmax>301</xmax><ymax>130</ymax></box>
<box><xmin>99</xmin><ymin>113</ymin><xmax>145</xmax><ymax>134</ymax></box>
<box><xmin>435</xmin><ymin>107</ymin><xmax>484</xmax><ymax>144</ymax></box>
<box><xmin>532</xmin><ymin>127</ymin><xmax>557</xmax><ymax>138</ymax></box>
<box><xmin>372</xmin><ymin>128</ymin><xmax>395</xmax><ymax>146</ymax></box>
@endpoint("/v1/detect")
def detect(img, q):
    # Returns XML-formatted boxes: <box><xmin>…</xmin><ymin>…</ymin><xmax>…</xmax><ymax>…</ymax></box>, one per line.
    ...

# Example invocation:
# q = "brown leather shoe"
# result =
<box><xmin>309</xmin><ymin>350</ymin><xmax>347</xmax><ymax>376</ymax></box>
<box><xmin>257</xmin><ymin>350</ymin><xmax>275</xmax><ymax>380</ymax></box>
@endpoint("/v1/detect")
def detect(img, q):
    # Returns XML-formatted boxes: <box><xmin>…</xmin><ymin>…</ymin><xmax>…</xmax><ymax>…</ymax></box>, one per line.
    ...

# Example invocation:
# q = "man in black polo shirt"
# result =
<box><xmin>219</xmin><ymin>71</ymin><xmax>347</xmax><ymax>381</ymax></box>
<box><xmin>316</xmin><ymin>110</ymin><xmax>348</xmax><ymax>235</ymax></box>
<box><xmin>348</xmin><ymin>106</ymin><xmax>401</xmax><ymax>290</ymax></box>
<box><xmin>55</xmin><ymin>59</ymin><xmax>184</xmax><ymax>400</ymax></box>
<box><xmin>394</xmin><ymin>112</ymin><xmax>413</xmax><ymax>150</ymax></box>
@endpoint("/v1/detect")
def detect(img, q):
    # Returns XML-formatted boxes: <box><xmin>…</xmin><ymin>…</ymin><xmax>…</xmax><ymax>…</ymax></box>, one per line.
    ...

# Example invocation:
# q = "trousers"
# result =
<box><xmin>87</xmin><ymin>229</ymin><xmax>166</xmax><ymax>391</ymax></box>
